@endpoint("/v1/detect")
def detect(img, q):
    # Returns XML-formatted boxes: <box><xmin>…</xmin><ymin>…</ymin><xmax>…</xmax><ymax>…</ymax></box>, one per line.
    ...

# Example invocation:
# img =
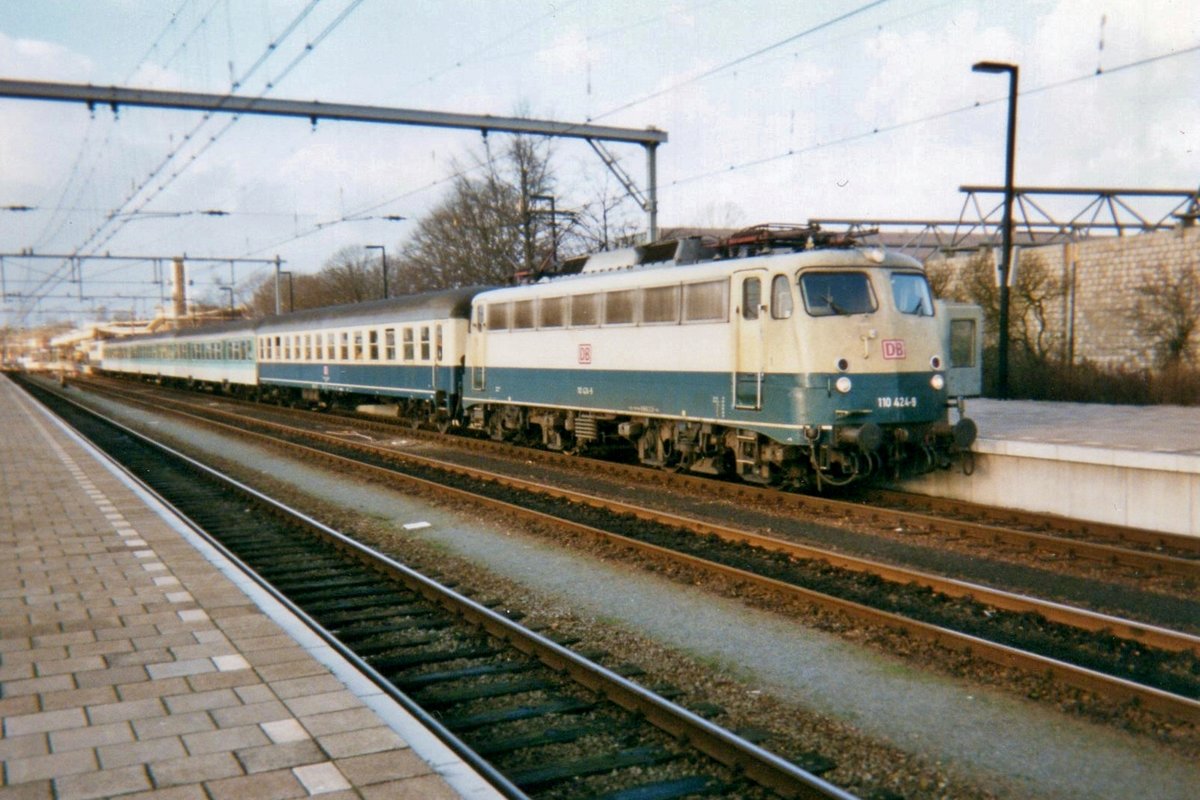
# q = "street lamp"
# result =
<box><xmin>972</xmin><ymin>60</ymin><xmax>1018</xmax><ymax>399</ymax></box>
<box><xmin>365</xmin><ymin>245</ymin><xmax>388</xmax><ymax>299</ymax></box>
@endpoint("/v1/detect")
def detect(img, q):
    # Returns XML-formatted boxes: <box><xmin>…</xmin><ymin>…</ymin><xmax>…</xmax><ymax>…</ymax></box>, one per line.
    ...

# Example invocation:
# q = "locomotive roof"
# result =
<box><xmin>255</xmin><ymin>286</ymin><xmax>485</xmax><ymax>333</ymax></box>
<box><xmin>478</xmin><ymin>246</ymin><xmax>923</xmax><ymax>302</ymax></box>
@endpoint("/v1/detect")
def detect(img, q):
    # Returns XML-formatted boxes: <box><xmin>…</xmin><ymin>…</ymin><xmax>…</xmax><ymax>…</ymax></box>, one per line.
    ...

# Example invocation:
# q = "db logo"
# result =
<box><xmin>882</xmin><ymin>339</ymin><xmax>906</xmax><ymax>360</ymax></box>
<box><xmin>578</xmin><ymin>344</ymin><xmax>592</xmax><ymax>365</ymax></box>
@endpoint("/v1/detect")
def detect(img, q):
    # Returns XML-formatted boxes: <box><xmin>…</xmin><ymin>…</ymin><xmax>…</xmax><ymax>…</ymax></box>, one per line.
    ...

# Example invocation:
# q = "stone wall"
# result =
<box><xmin>926</xmin><ymin>225</ymin><xmax>1200</xmax><ymax>369</ymax></box>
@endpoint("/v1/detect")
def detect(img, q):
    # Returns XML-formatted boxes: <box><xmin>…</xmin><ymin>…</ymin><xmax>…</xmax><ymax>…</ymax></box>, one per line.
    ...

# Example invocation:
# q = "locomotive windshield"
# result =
<box><xmin>889</xmin><ymin>272</ymin><xmax>935</xmax><ymax>316</ymax></box>
<box><xmin>799</xmin><ymin>272</ymin><xmax>877</xmax><ymax>316</ymax></box>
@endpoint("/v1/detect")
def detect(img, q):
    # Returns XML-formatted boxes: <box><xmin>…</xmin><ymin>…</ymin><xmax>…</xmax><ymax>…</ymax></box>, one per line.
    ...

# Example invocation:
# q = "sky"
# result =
<box><xmin>0</xmin><ymin>0</ymin><xmax>1196</xmax><ymax>327</ymax></box>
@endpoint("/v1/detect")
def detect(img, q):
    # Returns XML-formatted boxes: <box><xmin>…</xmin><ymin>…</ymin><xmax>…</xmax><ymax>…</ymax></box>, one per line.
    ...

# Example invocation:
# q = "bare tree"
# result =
<box><xmin>396</xmin><ymin>134</ymin><xmax>556</xmax><ymax>291</ymax></box>
<box><xmin>1132</xmin><ymin>264</ymin><xmax>1199</xmax><ymax>366</ymax></box>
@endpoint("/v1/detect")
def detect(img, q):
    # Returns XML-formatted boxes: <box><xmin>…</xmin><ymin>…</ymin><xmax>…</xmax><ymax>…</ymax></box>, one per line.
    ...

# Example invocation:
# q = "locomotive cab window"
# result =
<box><xmin>800</xmin><ymin>272</ymin><xmax>877</xmax><ymax>317</ymax></box>
<box><xmin>771</xmin><ymin>275</ymin><xmax>794</xmax><ymax>319</ymax></box>
<box><xmin>741</xmin><ymin>278</ymin><xmax>761</xmax><ymax>320</ymax></box>
<box><xmin>890</xmin><ymin>272</ymin><xmax>935</xmax><ymax>316</ymax></box>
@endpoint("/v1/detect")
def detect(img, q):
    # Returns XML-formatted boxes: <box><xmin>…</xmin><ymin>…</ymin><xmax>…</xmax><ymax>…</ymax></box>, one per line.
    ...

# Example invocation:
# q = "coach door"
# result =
<box><xmin>733</xmin><ymin>270</ymin><xmax>767</xmax><ymax>410</ymax></box>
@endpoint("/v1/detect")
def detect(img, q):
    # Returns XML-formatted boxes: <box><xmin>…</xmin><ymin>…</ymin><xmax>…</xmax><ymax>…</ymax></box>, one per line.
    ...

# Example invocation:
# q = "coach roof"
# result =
<box><xmin>255</xmin><ymin>286</ymin><xmax>486</xmax><ymax>334</ymax></box>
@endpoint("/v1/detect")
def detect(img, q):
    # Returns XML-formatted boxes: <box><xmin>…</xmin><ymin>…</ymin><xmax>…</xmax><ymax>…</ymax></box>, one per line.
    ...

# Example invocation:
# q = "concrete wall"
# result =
<box><xmin>926</xmin><ymin>225</ymin><xmax>1200</xmax><ymax>369</ymax></box>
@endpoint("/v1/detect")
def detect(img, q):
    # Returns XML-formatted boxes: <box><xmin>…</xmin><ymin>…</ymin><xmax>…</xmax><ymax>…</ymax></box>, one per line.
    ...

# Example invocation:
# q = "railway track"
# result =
<box><xmin>21</xmin><ymin>376</ymin><xmax>854</xmax><ymax>800</ymax></box>
<box><xmin>83</xmin><ymin>374</ymin><xmax>1200</xmax><ymax>579</ymax></box>
<box><xmin>53</xmin><ymin>375</ymin><xmax>1200</xmax><ymax>725</ymax></box>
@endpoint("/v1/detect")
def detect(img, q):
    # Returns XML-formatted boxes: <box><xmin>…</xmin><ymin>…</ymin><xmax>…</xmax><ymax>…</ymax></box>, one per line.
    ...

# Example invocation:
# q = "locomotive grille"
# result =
<box><xmin>574</xmin><ymin>413</ymin><xmax>598</xmax><ymax>442</ymax></box>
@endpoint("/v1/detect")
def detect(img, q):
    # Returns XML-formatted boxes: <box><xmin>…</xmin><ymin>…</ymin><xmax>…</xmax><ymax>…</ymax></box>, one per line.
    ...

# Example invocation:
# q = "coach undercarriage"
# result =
<box><xmin>467</xmin><ymin>403</ymin><xmax>974</xmax><ymax>491</ymax></box>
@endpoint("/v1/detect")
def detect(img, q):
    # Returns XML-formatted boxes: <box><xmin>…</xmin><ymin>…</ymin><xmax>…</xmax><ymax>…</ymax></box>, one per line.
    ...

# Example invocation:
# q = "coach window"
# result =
<box><xmin>368</xmin><ymin>329</ymin><xmax>379</xmax><ymax>361</ymax></box>
<box><xmin>352</xmin><ymin>331</ymin><xmax>363</xmax><ymax>360</ymax></box>
<box><xmin>683</xmin><ymin>280</ymin><xmax>729</xmax><ymax>323</ymax></box>
<box><xmin>570</xmin><ymin>293</ymin><xmax>599</xmax><ymax>327</ymax></box>
<box><xmin>539</xmin><ymin>296</ymin><xmax>564</xmax><ymax>328</ymax></box>
<box><xmin>641</xmin><ymin>285</ymin><xmax>680</xmax><ymax>324</ymax></box>
<box><xmin>301</xmin><ymin>335</ymin><xmax>310</xmax><ymax>360</ymax></box>
<box><xmin>402</xmin><ymin>328</ymin><xmax>415</xmax><ymax>361</ymax></box>
<box><xmin>325</xmin><ymin>332</ymin><xmax>335</xmax><ymax>360</ymax></box>
<box><xmin>385</xmin><ymin>328</ymin><xmax>396</xmax><ymax>360</ymax></box>
<box><xmin>742</xmin><ymin>278</ymin><xmax>761</xmax><ymax>320</ymax></box>
<box><xmin>274</xmin><ymin>336</ymin><xmax>282</xmax><ymax>360</ymax></box>
<box><xmin>771</xmin><ymin>275</ymin><xmax>794</xmax><ymax>319</ymax></box>
<box><xmin>338</xmin><ymin>331</ymin><xmax>348</xmax><ymax>361</ymax></box>
<box><xmin>604</xmin><ymin>290</ymin><xmax>636</xmax><ymax>326</ymax></box>
<box><xmin>436</xmin><ymin>325</ymin><xmax>443</xmax><ymax>360</ymax></box>
<box><xmin>420</xmin><ymin>327</ymin><xmax>431</xmax><ymax>361</ymax></box>
<box><xmin>800</xmin><ymin>272</ymin><xmax>877</xmax><ymax>317</ymax></box>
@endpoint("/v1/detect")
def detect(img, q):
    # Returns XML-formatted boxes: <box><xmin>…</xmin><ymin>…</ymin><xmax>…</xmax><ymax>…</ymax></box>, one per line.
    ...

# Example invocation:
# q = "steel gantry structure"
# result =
<box><xmin>813</xmin><ymin>185</ymin><xmax>1200</xmax><ymax>260</ymax></box>
<box><xmin>0</xmin><ymin>78</ymin><xmax>668</xmax><ymax>239</ymax></box>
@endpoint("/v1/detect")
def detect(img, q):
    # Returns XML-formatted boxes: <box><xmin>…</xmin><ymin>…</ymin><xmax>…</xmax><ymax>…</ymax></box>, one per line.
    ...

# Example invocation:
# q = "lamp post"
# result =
<box><xmin>365</xmin><ymin>245</ymin><xmax>388</xmax><ymax>299</ymax></box>
<box><xmin>972</xmin><ymin>60</ymin><xmax>1018</xmax><ymax>399</ymax></box>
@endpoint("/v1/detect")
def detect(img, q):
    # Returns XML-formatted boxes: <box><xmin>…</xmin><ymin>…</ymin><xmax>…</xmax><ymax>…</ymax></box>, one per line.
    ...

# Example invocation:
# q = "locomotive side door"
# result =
<box><xmin>733</xmin><ymin>269</ymin><xmax>768</xmax><ymax>410</ymax></box>
<box><xmin>469</xmin><ymin>303</ymin><xmax>487</xmax><ymax>391</ymax></box>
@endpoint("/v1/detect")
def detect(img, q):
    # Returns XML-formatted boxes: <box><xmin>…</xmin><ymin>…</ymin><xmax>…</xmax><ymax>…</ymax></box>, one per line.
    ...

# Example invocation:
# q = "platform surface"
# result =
<box><xmin>0</xmin><ymin>375</ymin><xmax>497</xmax><ymax>799</ymax></box>
<box><xmin>968</xmin><ymin>398</ymin><xmax>1200</xmax><ymax>456</ymax></box>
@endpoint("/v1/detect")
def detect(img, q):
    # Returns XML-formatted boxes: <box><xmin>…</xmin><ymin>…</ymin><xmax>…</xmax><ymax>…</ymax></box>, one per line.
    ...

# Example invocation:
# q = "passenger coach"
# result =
<box><xmin>100</xmin><ymin>320</ymin><xmax>257</xmax><ymax>393</ymax></box>
<box><xmin>255</xmin><ymin>288</ymin><xmax>479</xmax><ymax>426</ymax></box>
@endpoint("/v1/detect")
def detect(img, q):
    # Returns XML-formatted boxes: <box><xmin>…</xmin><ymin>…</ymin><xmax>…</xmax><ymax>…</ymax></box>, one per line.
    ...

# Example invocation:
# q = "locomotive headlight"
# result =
<box><xmin>930</xmin><ymin>374</ymin><xmax>945</xmax><ymax>391</ymax></box>
<box><xmin>835</xmin><ymin>376</ymin><xmax>853</xmax><ymax>394</ymax></box>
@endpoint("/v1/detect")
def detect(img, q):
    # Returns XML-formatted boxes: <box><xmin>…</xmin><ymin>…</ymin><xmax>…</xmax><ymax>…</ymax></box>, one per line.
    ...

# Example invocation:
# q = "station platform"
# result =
<box><xmin>0</xmin><ymin>375</ymin><xmax>499</xmax><ymax>799</ymax></box>
<box><xmin>901</xmin><ymin>398</ymin><xmax>1200</xmax><ymax>538</ymax></box>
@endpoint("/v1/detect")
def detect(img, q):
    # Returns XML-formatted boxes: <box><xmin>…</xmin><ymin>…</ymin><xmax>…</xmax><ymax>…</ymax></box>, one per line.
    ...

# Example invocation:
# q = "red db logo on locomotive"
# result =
<box><xmin>882</xmin><ymin>339</ymin><xmax>906</xmax><ymax>359</ymax></box>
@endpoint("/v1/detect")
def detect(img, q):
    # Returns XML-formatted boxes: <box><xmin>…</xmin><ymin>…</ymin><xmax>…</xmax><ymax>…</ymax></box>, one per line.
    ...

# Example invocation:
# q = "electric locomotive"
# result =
<box><xmin>463</xmin><ymin>225</ymin><xmax>979</xmax><ymax>489</ymax></box>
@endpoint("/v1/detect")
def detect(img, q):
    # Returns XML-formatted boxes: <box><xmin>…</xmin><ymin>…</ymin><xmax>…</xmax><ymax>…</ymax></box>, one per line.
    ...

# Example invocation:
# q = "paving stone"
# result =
<box><xmin>0</xmin><ymin>731</ymin><xmax>50</xmax><ymax>762</ymax></box>
<box><xmin>55</xmin><ymin>765</ymin><xmax>153</xmax><ymax>800</ymax></box>
<box><xmin>98</xmin><ymin>734</ymin><xmax>188</xmax><ymax>768</ymax></box>
<box><xmin>359</xmin><ymin>774</ymin><xmax>461</xmax><ymax>800</ymax></box>
<box><xmin>0</xmin><ymin>779</ymin><xmax>54</xmax><ymax>799</ymax></box>
<box><xmin>163</xmin><ymin>688</ymin><xmax>241</xmax><ymax>715</ymax></box>
<box><xmin>182</xmin><ymin>723</ymin><xmax>270</xmax><ymax>755</ymax></box>
<box><xmin>5</xmin><ymin>746</ymin><xmax>97</xmax><ymax>784</ymax></box>
<box><xmin>316</xmin><ymin>726</ymin><xmax>406</xmax><ymax>760</ymax></box>
<box><xmin>132</xmin><ymin>710</ymin><xmax>215</xmax><ymax>741</ymax></box>
<box><xmin>293</xmin><ymin>762</ymin><xmax>351</xmax><ymax>795</ymax></box>
<box><xmin>87</xmin><ymin>696</ymin><xmax>167</xmax><ymax>725</ymax></box>
<box><xmin>50</xmin><ymin>720</ymin><xmax>134</xmax><ymax>753</ymax></box>
<box><xmin>204</xmin><ymin>768</ymin><xmax>306</xmax><ymax>800</ymax></box>
<box><xmin>148</xmin><ymin>752</ymin><xmax>244</xmax><ymax>787</ymax></box>
<box><xmin>210</xmin><ymin>699</ymin><xmax>291</xmax><ymax>728</ymax></box>
<box><xmin>335</xmin><ymin>749</ymin><xmax>431</xmax><ymax>785</ymax></box>
<box><xmin>5</xmin><ymin>706</ymin><xmax>88</xmax><ymax>737</ymax></box>
<box><xmin>236</xmin><ymin>740</ymin><xmax>327</xmax><ymax>774</ymax></box>
<box><xmin>300</xmin><ymin>707</ymin><xmax>381</xmax><ymax>737</ymax></box>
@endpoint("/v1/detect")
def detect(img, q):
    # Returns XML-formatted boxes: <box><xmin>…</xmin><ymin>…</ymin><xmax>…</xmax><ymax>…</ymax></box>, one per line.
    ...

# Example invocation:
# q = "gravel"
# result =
<box><xmin>72</xmin><ymin>384</ymin><xmax>1200</xmax><ymax>800</ymax></box>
